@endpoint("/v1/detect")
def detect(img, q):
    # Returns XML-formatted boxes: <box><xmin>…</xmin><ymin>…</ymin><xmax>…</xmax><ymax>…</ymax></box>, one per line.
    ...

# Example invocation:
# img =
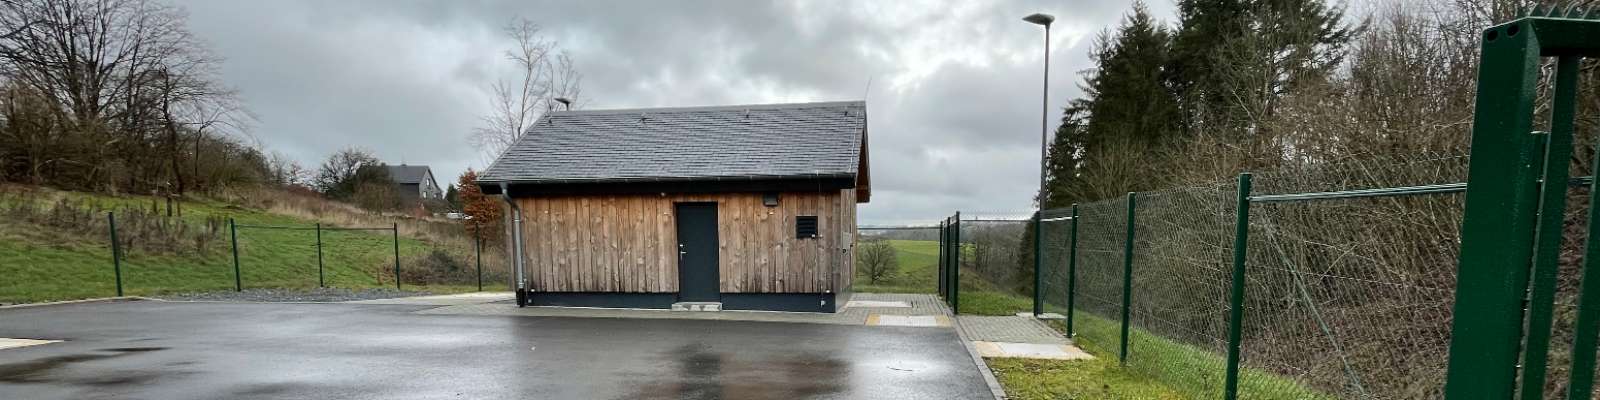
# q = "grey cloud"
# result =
<box><xmin>169</xmin><ymin>0</ymin><xmax>1173</xmax><ymax>226</ymax></box>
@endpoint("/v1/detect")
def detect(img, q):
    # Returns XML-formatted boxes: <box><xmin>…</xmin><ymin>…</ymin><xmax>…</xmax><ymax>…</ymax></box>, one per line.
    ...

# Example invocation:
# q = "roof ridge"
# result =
<box><xmin>546</xmin><ymin>100</ymin><xmax>864</xmax><ymax>117</ymax></box>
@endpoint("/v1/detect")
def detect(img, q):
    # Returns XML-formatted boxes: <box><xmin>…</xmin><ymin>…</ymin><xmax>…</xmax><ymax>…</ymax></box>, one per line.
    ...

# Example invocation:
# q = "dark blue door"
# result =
<box><xmin>675</xmin><ymin>203</ymin><xmax>719</xmax><ymax>302</ymax></box>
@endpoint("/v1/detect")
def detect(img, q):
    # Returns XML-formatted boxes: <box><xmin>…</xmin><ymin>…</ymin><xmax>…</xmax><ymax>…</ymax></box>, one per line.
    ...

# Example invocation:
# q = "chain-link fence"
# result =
<box><xmin>943</xmin><ymin>152</ymin><xmax>1598</xmax><ymax>399</ymax></box>
<box><xmin>0</xmin><ymin>185</ymin><xmax>507</xmax><ymax>304</ymax></box>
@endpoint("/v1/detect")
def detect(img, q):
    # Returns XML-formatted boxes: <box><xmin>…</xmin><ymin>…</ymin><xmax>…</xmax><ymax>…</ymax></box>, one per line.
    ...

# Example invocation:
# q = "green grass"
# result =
<box><xmin>853</xmin><ymin>239</ymin><xmax>940</xmax><ymax>293</ymax></box>
<box><xmin>988</xmin><ymin>357</ymin><xmax>1188</xmax><ymax>400</ymax></box>
<box><xmin>849</xmin><ymin>239</ymin><xmax>1034</xmax><ymax>315</ymax></box>
<box><xmin>946</xmin><ymin>272</ymin><xmax>1328</xmax><ymax>399</ymax></box>
<box><xmin>1061</xmin><ymin>312</ymin><xmax>1333</xmax><ymax>400</ymax></box>
<box><xmin>0</xmin><ymin>188</ymin><xmax>484</xmax><ymax>304</ymax></box>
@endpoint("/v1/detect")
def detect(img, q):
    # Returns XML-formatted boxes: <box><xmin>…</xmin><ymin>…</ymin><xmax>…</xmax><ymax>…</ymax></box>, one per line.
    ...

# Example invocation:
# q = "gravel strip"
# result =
<box><xmin>156</xmin><ymin>288</ymin><xmax>434</xmax><ymax>303</ymax></box>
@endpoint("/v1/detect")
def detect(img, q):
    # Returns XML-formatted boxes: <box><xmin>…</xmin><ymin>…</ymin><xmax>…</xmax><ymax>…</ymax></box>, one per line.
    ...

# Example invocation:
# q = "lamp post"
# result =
<box><xmin>1024</xmin><ymin>12</ymin><xmax>1054</xmax><ymax>318</ymax></box>
<box><xmin>1023</xmin><ymin>13</ymin><xmax>1054</xmax><ymax>206</ymax></box>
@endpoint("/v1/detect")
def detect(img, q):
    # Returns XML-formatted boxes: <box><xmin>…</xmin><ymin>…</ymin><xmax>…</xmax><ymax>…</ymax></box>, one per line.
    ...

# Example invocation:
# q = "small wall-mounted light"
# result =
<box><xmin>763</xmin><ymin>192</ymin><xmax>780</xmax><ymax>207</ymax></box>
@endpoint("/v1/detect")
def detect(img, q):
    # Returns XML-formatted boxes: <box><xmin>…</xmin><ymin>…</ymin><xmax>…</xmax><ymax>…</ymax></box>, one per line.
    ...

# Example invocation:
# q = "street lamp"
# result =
<box><xmin>1023</xmin><ymin>13</ymin><xmax>1054</xmax><ymax>207</ymax></box>
<box><xmin>1024</xmin><ymin>12</ymin><xmax>1054</xmax><ymax>318</ymax></box>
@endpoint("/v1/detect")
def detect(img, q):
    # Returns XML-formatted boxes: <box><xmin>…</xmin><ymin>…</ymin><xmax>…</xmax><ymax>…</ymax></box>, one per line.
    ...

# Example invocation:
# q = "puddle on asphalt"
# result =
<box><xmin>620</xmin><ymin>342</ymin><xmax>851</xmax><ymax>399</ymax></box>
<box><xmin>0</xmin><ymin>345</ymin><xmax>183</xmax><ymax>387</ymax></box>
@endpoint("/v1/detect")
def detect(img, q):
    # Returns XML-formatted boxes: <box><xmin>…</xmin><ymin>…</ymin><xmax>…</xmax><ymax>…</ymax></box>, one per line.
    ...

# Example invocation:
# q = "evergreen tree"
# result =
<box><xmin>1041</xmin><ymin>106</ymin><xmax>1086</xmax><ymax>208</ymax></box>
<box><xmin>1083</xmin><ymin>2</ymin><xmax>1179</xmax><ymax>147</ymax></box>
<box><xmin>444</xmin><ymin>184</ymin><xmax>461</xmax><ymax>210</ymax></box>
<box><xmin>1044</xmin><ymin>2</ymin><xmax>1181</xmax><ymax>203</ymax></box>
<box><xmin>1167</xmin><ymin>0</ymin><xmax>1352</xmax><ymax>136</ymax></box>
<box><xmin>1165</xmin><ymin>0</ymin><xmax>1252</xmax><ymax>132</ymax></box>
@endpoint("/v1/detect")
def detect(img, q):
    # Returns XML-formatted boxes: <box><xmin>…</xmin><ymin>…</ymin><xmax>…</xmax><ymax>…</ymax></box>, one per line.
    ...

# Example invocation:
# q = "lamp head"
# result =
<box><xmin>1023</xmin><ymin>13</ymin><xmax>1055</xmax><ymax>27</ymax></box>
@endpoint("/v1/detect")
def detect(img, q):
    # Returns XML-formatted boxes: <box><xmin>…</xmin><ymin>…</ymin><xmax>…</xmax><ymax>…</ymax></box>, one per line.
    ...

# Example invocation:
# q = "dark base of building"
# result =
<box><xmin>526</xmin><ymin>291</ymin><xmax>849</xmax><ymax>313</ymax></box>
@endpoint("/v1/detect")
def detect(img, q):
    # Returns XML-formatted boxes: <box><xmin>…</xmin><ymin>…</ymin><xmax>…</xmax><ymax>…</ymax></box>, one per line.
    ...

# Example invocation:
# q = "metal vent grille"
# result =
<box><xmin>796</xmin><ymin>216</ymin><xmax>819</xmax><ymax>239</ymax></box>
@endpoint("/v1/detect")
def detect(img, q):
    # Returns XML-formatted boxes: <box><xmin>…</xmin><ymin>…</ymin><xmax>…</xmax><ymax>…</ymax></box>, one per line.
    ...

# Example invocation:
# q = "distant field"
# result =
<box><xmin>0</xmin><ymin>186</ymin><xmax>502</xmax><ymax>304</ymax></box>
<box><xmin>852</xmin><ymin>239</ymin><xmax>939</xmax><ymax>294</ymax></box>
<box><xmin>850</xmin><ymin>239</ymin><xmax>1035</xmax><ymax>315</ymax></box>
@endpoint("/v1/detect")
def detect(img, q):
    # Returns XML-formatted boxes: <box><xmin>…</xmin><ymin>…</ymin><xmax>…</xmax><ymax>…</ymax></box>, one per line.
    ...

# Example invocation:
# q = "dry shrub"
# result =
<box><xmin>0</xmin><ymin>184</ymin><xmax>224</xmax><ymax>256</ymax></box>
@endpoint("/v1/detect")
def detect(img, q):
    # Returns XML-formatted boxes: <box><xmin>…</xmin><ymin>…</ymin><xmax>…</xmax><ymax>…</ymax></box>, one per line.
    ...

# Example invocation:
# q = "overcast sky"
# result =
<box><xmin>171</xmin><ymin>0</ymin><xmax>1176</xmax><ymax>226</ymax></box>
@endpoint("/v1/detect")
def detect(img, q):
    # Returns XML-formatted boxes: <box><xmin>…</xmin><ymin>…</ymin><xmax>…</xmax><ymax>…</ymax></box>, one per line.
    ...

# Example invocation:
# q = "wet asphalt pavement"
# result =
<box><xmin>0</xmin><ymin>300</ymin><xmax>991</xmax><ymax>399</ymax></box>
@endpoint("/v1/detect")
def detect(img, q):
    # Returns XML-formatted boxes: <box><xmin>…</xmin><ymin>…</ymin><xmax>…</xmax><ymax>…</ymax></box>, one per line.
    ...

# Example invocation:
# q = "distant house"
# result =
<box><xmin>478</xmin><ymin>100</ymin><xmax>870</xmax><ymax>312</ymax></box>
<box><xmin>385</xmin><ymin>164</ymin><xmax>443</xmax><ymax>203</ymax></box>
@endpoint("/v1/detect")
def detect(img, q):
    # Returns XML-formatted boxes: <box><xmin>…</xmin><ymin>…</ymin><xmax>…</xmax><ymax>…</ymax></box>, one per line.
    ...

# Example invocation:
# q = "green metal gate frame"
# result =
<box><xmin>940</xmin><ymin>213</ymin><xmax>961</xmax><ymax>312</ymax></box>
<box><xmin>1445</xmin><ymin>10</ymin><xmax>1600</xmax><ymax>400</ymax></box>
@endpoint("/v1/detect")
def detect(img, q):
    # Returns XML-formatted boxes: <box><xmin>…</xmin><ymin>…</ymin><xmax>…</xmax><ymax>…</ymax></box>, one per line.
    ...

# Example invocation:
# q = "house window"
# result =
<box><xmin>796</xmin><ymin>216</ymin><xmax>818</xmax><ymax>239</ymax></box>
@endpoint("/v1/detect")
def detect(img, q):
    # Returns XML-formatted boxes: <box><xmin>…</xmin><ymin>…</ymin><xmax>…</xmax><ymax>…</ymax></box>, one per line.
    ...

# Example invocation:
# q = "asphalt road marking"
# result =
<box><xmin>846</xmin><ymin>300</ymin><xmax>912</xmax><ymax>308</ymax></box>
<box><xmin>0</xmin><ymin>338</ymin><xmax>61</xmax><ymax>350</ymax></box>
<box><xmin>866</xmin><ymin>314</ymin><xmax>951</xmax><ymax>327</ymax></box>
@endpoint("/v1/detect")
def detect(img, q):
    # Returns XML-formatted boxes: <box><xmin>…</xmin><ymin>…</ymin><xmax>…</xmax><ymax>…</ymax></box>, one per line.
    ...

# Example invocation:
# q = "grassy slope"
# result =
<box><xmin>0</xmin><ymin>189</ymin><xmax>476</xmax><ymax>304</ymax></box>
<box><xmin>989</xmin><ymin>357</ymin><xmax>1187</xmax><ymax>400</ymax></box>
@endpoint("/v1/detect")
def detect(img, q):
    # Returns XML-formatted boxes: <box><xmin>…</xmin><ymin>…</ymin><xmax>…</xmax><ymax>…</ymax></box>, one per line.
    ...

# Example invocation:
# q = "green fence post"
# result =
<box><xmin>316</xmin><ymin>223</ymin><xmax>325</xmax><ymax>288</ymax></box>
<box><xmin>1224</xmin><ymin>173</ymin><xmax>1253</xmax><ymax>400</ymax></box>
<box><xmin>1519</xmin><ymin>55</ymin><xmax>1581</xmax><ymax>400</ymax></box>
<box><xmin>937</xmin><ymin>220</ymin><xmax>946</xmax><ymax>301</ymax></box>
<box><xmin>1119</xmin><ymin>192</ymin><xmax>1136</xmax><ymax>365</ymax></box>
<box><xmin>1033</xmin><ymin>211</ymin><xmax>1044</xmax><ymax>316</ymax></box>
<box><xmin>943</xmin><ymin>217</ymin><xmax>950</xmax><ymax>304</ymax></box>
<box><xmin>108</xmin><ymin>212</ymin><xmax>123</xmax><ymax>297</ymax></box>
<box><xmin>1569</xmin><ymin>102</ymin><xmax>1600</xmax><ymax>399</ymax></box>
<box><xmin>230</xmin><ymin>218</ymin><xmax>241</xmax><ymax>292</ymax></box>
<box><xmin>392</xmin><ymin>222</ymin><xmax>401</xmax><ymax>291</ymax></box>
<box><xmin>1066</xmin><ymin>203</ymin><xmax>1078</xmax><ymax>338</ymax></box>
<box><xmin>947</xmin><ymin>217</ymin><xmax>955</xmax><ymax>306</ymax></box>
<box><xmin>1442</xmin><ymin>17</ymin><xmax>1561</xmax><ymax>400</ymax></box>
<box><xmin>476</xmin><ymin>228</ymin><xmax>483</xmax><ymax>292</ymax></box>
<box><xmin>953</xmin><ymin>212</ymin><xmax>961</xmax><ymax>314</ymax></box>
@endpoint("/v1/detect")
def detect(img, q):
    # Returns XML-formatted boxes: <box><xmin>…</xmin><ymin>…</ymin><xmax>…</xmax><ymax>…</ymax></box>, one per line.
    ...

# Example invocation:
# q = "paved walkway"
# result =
<box><xmin>956</xmin><ymin>315</ymin><xmax>1071</xmax><ymax>344</ymax></box>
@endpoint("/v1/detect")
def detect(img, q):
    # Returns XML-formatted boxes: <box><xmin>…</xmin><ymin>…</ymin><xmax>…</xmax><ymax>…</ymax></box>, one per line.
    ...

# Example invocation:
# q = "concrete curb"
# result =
<box><xmin>944</xmin><ymin>307</ymin><xmax>1007</xmax><ymax>400</ymax></box>
<box><xmin>0</xmin><ymin>296</ymin><xmax>157</xmax><ymax>309</ymax></box>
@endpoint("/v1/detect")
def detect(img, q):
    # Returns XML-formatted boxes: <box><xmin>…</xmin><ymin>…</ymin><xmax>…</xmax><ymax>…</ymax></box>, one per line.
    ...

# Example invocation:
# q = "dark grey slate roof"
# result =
<box><xmin>479</xmin><ymin>101</ymin><xmax>866</xmax><ymax>184</ymax></box>
<box><xmin>384</xmin><ymin>165</ymin><xmax>433</xmax><ymax>184</ymax></box>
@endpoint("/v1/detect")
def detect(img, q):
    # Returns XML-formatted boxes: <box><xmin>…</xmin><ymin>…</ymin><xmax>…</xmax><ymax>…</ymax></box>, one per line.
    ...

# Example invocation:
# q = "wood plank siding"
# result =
<box><xmin>513</xmin><ymin>190</ymin><xmax>858</xmax><ymax>294</ymax></box>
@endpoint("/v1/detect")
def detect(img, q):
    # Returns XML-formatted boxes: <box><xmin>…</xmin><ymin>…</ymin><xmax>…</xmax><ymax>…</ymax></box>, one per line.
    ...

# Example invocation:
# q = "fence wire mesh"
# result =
<box><xmin>1129</xmin><ymin>181</ymin><xmax>1239</xmax><ymax>399</ymax></box>
<box><xmin>1021</xmin><ymin>152</ymin><xmax>1600</xmax><ymax>399</ymax></box>
<box><xmin>1050</xmin><ymin>199</ymin><xmax>1129</xmax><ymax>356</ymax></box>
<box><xmin>0</xmin><ymin>182</ymin><xmax>509</xmax><ymax>303</ymax></box>
<box><xmin>956</xmin><ymin>217</ymin><xmax>1031</xmax><ymax>315</ymax></box>
<box><xmin>1241</xmin><ymin>154</ymin><xmax>1470</xmax><ymax>399</ymax></box>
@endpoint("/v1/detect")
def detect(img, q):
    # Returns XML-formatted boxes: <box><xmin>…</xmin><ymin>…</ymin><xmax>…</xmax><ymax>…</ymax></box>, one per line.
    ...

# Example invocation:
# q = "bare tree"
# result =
<box><xmin>0</xmin><ymin>0</ymin><xmax>253</xmax><ymax>194</ymax></box>
<box><xmin>472</xmin><ymin>17</ymin><xmax>581</xmax><ymax>159</ymax></box>
<box><xmin>264</xmin><ymin>151</ymin><xmax>307</xmax><ymax>187</ymax></box>
<box><xmin>857</xmin><ymin>239</ymin><xmax>899</xmax><ymax>284</ymax></box>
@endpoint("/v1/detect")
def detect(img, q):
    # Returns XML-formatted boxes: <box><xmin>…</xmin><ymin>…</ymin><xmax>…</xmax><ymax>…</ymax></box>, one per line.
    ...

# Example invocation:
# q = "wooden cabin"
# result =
<box><xmin>478</xmin><ymin>101</ymin><xmax>870</xmax><ymax>312</ymax></box>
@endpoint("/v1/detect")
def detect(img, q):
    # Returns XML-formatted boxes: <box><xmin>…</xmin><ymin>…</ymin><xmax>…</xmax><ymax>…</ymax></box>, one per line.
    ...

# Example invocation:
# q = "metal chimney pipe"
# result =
<box><xmin>500</xmin><ymin>182</ymin><xmax>527</xmax><ymax>307</ymax></box>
